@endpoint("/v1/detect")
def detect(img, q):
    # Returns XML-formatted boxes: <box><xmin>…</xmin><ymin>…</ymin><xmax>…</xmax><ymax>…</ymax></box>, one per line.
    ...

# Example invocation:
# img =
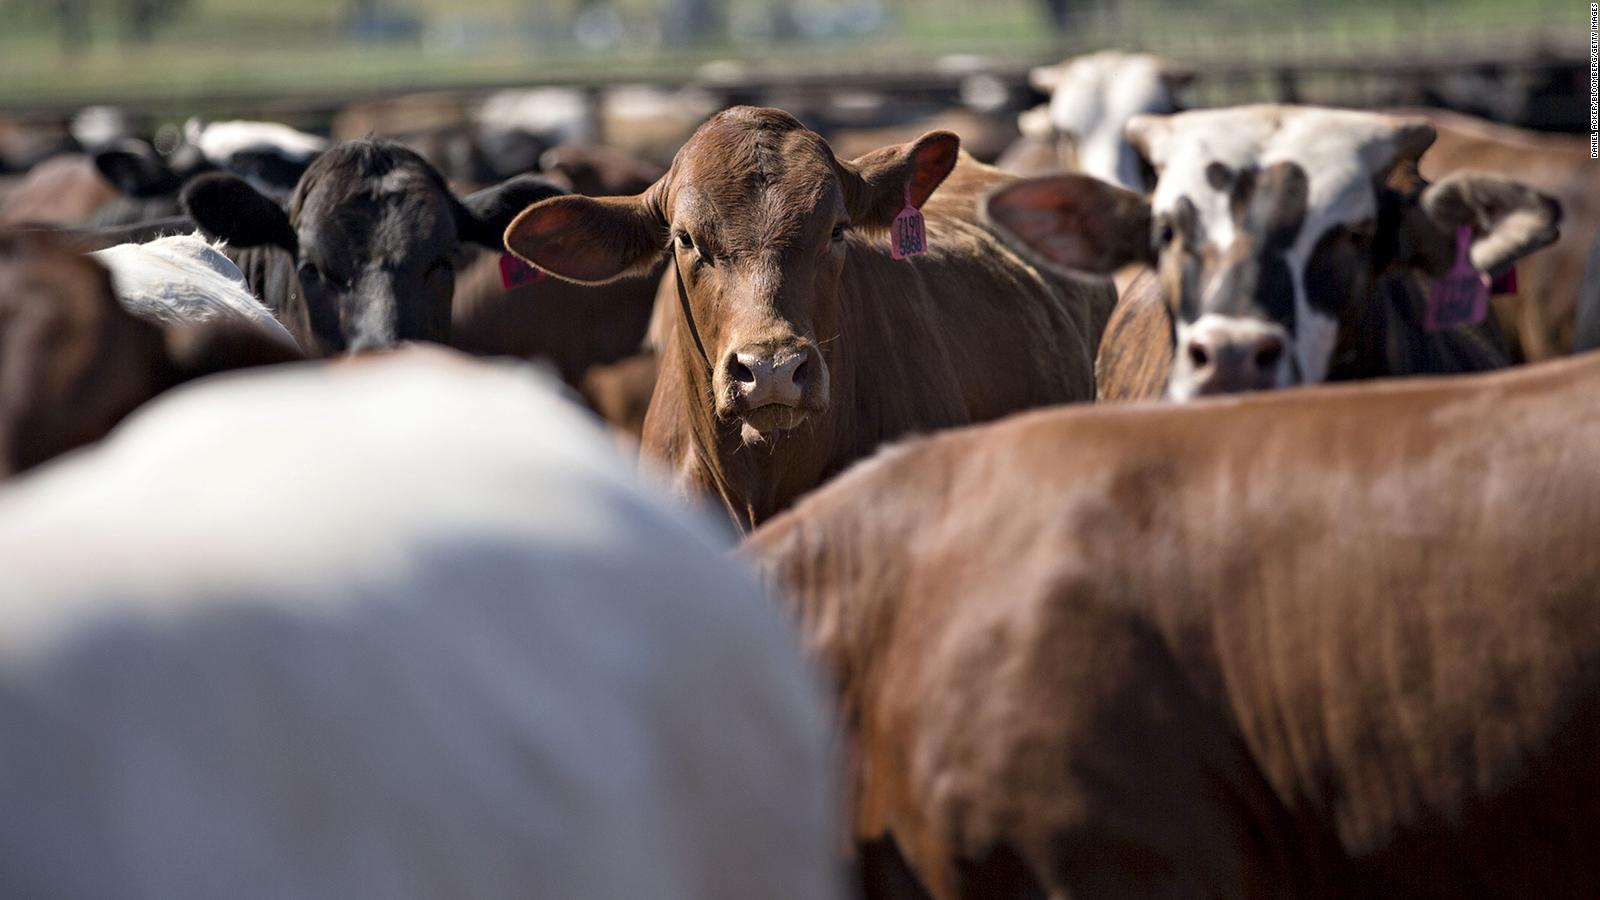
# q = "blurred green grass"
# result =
<box><xmin>0</xmin><ymin>0</ymin><xmax>1578</xmax><ymax>109</ymax></box>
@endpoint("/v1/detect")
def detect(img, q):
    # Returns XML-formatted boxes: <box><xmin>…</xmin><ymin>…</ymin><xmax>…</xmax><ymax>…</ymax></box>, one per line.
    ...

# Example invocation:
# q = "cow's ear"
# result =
<box><xmin>454</xmin><ymin>174</ymin><xmax>568</xmax><ymax>250</ymax></box>
<box><xmin>840</xmin><ymin>130</ymin><xmax>961</xmax><ymax>230</ymax></box>
<box><xmin>1404</xmin><ymin>171</ymin><xmax>1561</xmax><ymax>277</ymax></box>
<box><xmin>93</xmin><ymin>140</ymin><xmax>182</xmax><ymax>198</ymax></box>
<box><xmin>981</xmin><ymin>173</ymin><xmax>1155</xmax><ymax>275</ymax></box>
<box><xmin>182</xmin><ymin>173</ymin><xmax>297</xmax><ymax>253</ymax></box>
<box><xmin>504</xmin><ymin>193</ymin><xmax>666</xmax><ymax>284</ymax></box>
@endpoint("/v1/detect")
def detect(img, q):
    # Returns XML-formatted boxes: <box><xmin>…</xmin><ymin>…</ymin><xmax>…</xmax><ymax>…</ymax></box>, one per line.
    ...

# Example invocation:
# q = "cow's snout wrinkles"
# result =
<box><xmin>724</xmin><ymin>345</ymin><xmax>815</xmax><ymax>410</ymax></box>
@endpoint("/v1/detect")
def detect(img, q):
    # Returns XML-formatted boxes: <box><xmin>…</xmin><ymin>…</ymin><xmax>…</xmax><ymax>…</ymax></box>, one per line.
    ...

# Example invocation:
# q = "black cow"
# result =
<box><xmin>182</xmin><ymin>139</ymin><xmax>560</xmax><ymax>354</ymax></box>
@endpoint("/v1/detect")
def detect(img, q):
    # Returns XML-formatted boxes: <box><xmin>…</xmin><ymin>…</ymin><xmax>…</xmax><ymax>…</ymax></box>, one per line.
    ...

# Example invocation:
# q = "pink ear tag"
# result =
<box><xmin>889</xmin><ymin>183</ymin><xmax>927</xmax><ymax>260</ymax></box>
<box><xmin>1424</xmin><ymin>225</ymin><xmax>1489</xmax><ymax>332</ymax></box>
<box><xmin>499</xmin><ymin>252</ymin><xmax>546</xmax><ymax>290</ymax></box>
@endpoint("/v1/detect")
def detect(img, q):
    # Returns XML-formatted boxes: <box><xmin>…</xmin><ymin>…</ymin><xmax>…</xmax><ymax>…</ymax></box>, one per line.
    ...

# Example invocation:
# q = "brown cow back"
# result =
<box><xmin>749</xmin><ymin>353</ymin><xmax>1600</xmax><ymax>898</ymax></box>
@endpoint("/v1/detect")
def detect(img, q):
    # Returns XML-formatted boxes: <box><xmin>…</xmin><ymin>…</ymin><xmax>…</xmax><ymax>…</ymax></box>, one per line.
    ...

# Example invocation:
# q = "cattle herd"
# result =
<box><xmin>1</xmin><ymin>50</ymin><xmax>1599</xmax><ymax>898</ymax></box>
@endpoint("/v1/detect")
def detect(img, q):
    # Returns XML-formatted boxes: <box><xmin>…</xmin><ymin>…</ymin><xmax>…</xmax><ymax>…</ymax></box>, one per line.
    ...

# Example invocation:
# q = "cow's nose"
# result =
<box><xmin>1171</xmin><ymin>317</ymin><xmax>1290</xmax><ymax>399</ymax></box>
<box><xmin>725</xmin><ymin>347</ymin><xmax>813</xmax><ymax>408</ymax></box>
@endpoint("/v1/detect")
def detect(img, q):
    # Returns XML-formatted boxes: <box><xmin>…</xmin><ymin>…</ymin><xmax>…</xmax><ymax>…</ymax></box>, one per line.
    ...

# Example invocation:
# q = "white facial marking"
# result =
<box><xmin>1044</xmin><ymin>51</ymin><xmax>1179</xmax><ymax>191</ymax></box>
<box><xmin>1143</xmin><ymin>105</ymin><xmax>1410</xmax><ymax>384</ymax></box>
<box><xmin>1168</xmin><ymin>312</ymin><xmax>1294</xmax><ymax>401</ymax></box>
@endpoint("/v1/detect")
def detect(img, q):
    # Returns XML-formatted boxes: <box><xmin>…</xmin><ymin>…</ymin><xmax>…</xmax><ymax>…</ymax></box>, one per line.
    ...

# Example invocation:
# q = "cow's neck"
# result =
<box><xmin>1327</xmin><ymin>271</ymin><xmax>1508</xmax><ymax>382</ymax></box>
<box><xmin>668</xmin><ymin>330</ymin><xmax>841</xmax><ymax>534</ymax></box>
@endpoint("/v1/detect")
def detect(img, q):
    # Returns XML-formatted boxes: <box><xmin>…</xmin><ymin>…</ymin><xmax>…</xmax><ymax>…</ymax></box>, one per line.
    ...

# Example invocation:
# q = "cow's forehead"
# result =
<box><xmin>673</xmin><ymin>112</ymin><xmax>836</xmax><ymax>194</ymax></box>
<box><xmin>1146</xmin><ymin>106</ymin><xmax>1408</xmax><ymax>253</ymax></box>
<box><xmin>668</xmin><ymin>110</ymin><xmax>839</xmax><ymax>245</ymax></box>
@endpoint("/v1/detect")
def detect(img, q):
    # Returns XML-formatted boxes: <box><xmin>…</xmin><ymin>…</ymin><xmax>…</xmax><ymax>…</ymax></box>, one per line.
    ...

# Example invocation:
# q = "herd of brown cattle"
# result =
<box><xmin>4</xmin><ymin>53</ymin><xmax>1600</xmax><ymax>898</ymax></box>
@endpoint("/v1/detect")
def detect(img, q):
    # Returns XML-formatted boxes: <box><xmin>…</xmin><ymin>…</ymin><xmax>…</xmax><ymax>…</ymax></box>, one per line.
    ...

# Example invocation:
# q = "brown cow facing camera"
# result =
<box><xmin>506</xmin><ymin>106</ymin><xmax>1116</xmax><ymax>530</ymax></box>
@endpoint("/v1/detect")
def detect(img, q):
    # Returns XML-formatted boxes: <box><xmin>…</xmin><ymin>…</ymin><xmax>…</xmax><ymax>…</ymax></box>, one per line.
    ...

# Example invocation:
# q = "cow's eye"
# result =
<box><xmin>297</xmin><ymin>261</ymin><xmax>326</xmax><ymax>284</ymax></box>
<box><xmin>1154</xmin><ymin>222</ymin><xmax>1175</xmax><ymax>250</ymax></box>
<box><xmin>676</xmin><ymin>231</ymin><xmax>694</xmax><ymax>251</ymax></box>
<box><xmin>831</xmin><ymin>224</ymin><xmax>847</xmax><ymax>241</ymax></box>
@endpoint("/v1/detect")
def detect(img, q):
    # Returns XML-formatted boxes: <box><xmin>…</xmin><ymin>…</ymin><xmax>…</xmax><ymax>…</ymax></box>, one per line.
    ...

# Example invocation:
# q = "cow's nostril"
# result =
<box><xmin>731</xmin><ymin>359</ymin><xmax>755</xmax><ymax>385</ymax></box>
<box><xmin>1188</xmin><ymin>343</ymin><xmax>1210</xmax><ymax>370</ymax></box>
<box><xmin>1255</xmin><ymin>340</ymin><xmax>1284</xmax><ymax>370</ymax></box>
<box><xmin>791</xmin><ymin>358</ymin><xmax>811</xmax><ymax>390</ymax></box>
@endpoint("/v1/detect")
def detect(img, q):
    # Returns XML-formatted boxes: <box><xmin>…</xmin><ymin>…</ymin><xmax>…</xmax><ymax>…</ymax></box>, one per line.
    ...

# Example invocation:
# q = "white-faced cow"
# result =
<box><xmin>1008</xmin><ymin>50</ymin><xmax>1194</xmax><ymax>189</ymax></box>
<box><xmin>748</xmin><ymin>351</ymin><xmax>1600</xmax><ymax>899</ymax></box>
<box><xmin>984</xmin><ymin>104</ymin><xmax>1561</xmax><ymax>401</ymax></box>
<box><xmin>505</xmin><ymin>106</ymin><xmax>1116</xmax><ymax>530</ymax></box>
<box><xmin>182</xmin><ymin>139</ymin><xmax>562</xmax><ymax>355</ymax></box>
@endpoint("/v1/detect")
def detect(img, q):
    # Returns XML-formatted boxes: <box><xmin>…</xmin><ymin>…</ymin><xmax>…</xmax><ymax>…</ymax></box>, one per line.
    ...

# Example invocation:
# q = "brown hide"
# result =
<box><xmin>828</xmin><ymin>109</ymin><xmax>1021</xmax><ymax>165</ymax></box>
<box><xmin>579</xmin><ymin>351</ymin><xmax>660</xmax><ymax>443</ymax></box>
<box><xmin>0</xmin><ymin>230</ymin><xmax>301</xmax><ymax>479</ymax></box>
<box><xmin>450</xmin><ymin>248</ymin><xmax>663</xmax><ymax>388</ymax></box>
<box><xmin>628</xmin><ymin>113</ymin><xmax>1112</xmax><ymax>530</ymax></box>
<box><xmin>0</xmin><ymin>155</ymin><xmax>117</xmax><ymax>226</ymax></box>
<box><xmin>748</xmin><ymin>352</ymin><xmax>1600</xmax><ymax>898</ymax></box>
<box><xmin>1095</xmin><ymin>267</ymin><xmax>1171</xmax><ymax>401</ymax></box>
<box><xmin>539</xmin><ymin>144</ymin><xmax>667</xmax><ymax>198</ymax></box>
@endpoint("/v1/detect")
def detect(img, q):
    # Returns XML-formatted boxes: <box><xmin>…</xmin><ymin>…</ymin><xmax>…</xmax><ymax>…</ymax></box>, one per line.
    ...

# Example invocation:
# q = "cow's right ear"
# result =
<box><xmin>181</xmin><ymin>173</ymin><xmax>297</xmax><ymax>253</ymax></box>
<box><xmin>93</xmin><ymin>140</ymin><xmax>183</xmax><ymax>198</ymax></box>
<box><xmin>504</xmin><ymin>193</ymin><xmax>666</xmax><ymax>284</ymax></box>
<box><xmin>981</xmin><ymin>174</ymin><xmax>1155</xmax><ymax>275</ymax></box>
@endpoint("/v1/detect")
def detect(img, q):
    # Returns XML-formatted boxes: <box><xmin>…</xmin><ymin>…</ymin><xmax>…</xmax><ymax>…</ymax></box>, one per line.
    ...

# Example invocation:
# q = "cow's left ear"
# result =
<box><xmin>981</xmin><ymin>173</ymin><xmax>1155</xmax><ymax>275</ymax></box>
<box><xmin>182</xmin><ymin>173</ymin><xmax>297</xmax><ymax>253</ymax></box>
<box><xmin>454</xmin><ymin>175</ymin><xmax>568</xmax><ymax>250</ymax></box>
<box><xmin>1403</xmin><ymin>171</ymin><xmax>1561</xmax><ymax>276</ymax></box>
<box><xmin>839</xmin><ymin>130</ymin><xmax>961</xmax><ymax>230</ymax></box>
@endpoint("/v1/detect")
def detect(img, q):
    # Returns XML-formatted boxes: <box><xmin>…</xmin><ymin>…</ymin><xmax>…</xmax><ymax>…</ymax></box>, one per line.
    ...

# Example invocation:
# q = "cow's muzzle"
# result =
<box><xmin>716</xmin><ymin>341</ymin><xmax>828</xmax><ymax>437</ymax></box>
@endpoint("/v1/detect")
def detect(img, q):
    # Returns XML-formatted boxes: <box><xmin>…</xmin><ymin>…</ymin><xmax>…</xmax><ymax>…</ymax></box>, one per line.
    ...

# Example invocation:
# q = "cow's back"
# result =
<box><xmin>0</xmin><ymin>351</ymin><xmax>840</xmax><ymax>900</ymax></box>
<box><xmin>750</xmin><ymin>354</ymin><xmax>1600</xmax><ymax>897</ymax></box>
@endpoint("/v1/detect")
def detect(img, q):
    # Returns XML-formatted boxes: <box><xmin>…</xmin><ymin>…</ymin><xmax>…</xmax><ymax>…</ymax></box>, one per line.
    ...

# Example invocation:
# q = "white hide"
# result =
<box><xmin>92</xmin><ymin>234</ymin><xmax>298</xmax><ymax>350</ymax></box>
<box><xmin>0</xmin><ymin>351</ymin><xmax>841</xmax><ymax>900</ymax></box>
<box><xmin>1131</xmin><ymin>104</ymin><xmax>1419</xmax><ymax>384</ymax></box>
<box><xmin>476</xmin><ymin>87</ymin><xmax>596</xmax><ymax>146</ymax></box>
<box><xmin>183</xmin><ymin>118</ymin><xmax>330</xmax><ymax>166</ymax></box>
<box><xmin>1037</xmin><ymin>51</ymin><xmax>1182</xmax><ymax>191</ymax></box>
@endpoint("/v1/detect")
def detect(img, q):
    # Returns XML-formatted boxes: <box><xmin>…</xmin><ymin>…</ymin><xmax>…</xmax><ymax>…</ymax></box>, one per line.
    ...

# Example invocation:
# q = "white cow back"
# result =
<box><xmin>0</xmin><ymin>351</ymin><xmax>840</xmax><ymax>900</ymax></box>
<box><xmin>92</xmin><ymin>233</ymin><xmax>299</xmax><ymax>349</ymax></box>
